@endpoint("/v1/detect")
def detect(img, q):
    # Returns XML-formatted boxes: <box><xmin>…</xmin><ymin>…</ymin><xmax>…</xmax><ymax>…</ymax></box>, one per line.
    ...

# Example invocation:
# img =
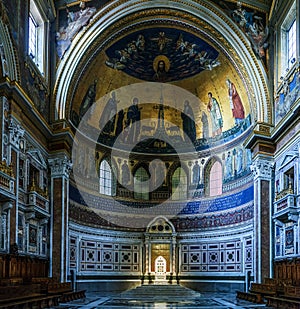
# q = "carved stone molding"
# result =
<box><xmin>8</xmin><ymin>117</ymin><xmax>25</xmax><ymax>149</ymax></box>
<box><xmin>48</xmin><ymin>154</ymin><xmax>72</xmax><ymax>178</ymax></box>
<box><xmin>251</xmin><ymin>157</ymin><xmax>274</xmax><ymax>179</ymax></box>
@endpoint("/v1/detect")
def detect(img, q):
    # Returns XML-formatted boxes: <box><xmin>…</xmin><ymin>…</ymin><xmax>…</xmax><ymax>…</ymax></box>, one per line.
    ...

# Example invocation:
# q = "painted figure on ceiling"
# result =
<box><xmin>181</xmin><ymin>100</ymin><xmax>196</xmax><ymax>142</ymax></box>
<box><xmin>56</xmin><ymin>1</ymin><xmax>96</xmax><ymax>58</ymax></box>
<box><xmin>207</xmin><ymin>92</ymin><xmax>223</xmax><ymax>137</ymax></box>
<box><xmin>226</xmin><ymin>79</ymin><xmax>245</xmax><ymax>124</ymax></box>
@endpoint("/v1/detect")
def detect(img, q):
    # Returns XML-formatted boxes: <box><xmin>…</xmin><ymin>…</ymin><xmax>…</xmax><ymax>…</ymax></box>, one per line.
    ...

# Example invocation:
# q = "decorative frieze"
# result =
<box><xmin>8</xmin><ymin>117</ymin><xmax>25</xmax><ymax>149</ymax></box>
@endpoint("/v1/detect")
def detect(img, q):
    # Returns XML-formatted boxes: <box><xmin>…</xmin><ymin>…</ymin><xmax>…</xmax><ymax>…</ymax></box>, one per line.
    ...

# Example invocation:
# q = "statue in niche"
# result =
<box><xmin>181</xmin><ymin>100</ymin><xmax>196</xmax><ymax>142</ymax></box>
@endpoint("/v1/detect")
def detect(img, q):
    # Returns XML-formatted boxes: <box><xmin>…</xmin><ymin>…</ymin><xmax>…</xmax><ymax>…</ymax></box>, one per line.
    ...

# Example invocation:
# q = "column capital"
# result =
<box><xmin>251</xmin><ymin>156</ymin><xmax>274</xmax><ymax>180</ymax></box>
<box><xmin>1</xmin><ymin>200</ymin><xmax>13</xmax><ymax>214</ymax></box>
<box><xmin>48</xmin><ymin>154</ymin><xmax>72</xmax><ymax>178</ymax></box>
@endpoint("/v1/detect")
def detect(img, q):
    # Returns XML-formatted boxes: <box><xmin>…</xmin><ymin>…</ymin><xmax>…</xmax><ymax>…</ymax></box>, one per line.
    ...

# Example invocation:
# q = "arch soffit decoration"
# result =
<box><xmin>54</xmin><ymin>0</ymin><xmax>271</xmax><ymax>126</ymax></box>
<box><xmin>0</xmin><ymin>6</ymin><xmax>19</xmax><ymax>82</ymax></box>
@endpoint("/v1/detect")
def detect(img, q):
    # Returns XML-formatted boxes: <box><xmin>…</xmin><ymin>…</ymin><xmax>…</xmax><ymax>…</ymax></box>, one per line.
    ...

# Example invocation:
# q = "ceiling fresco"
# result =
<box><xmin>104</xmin><ymin>28</ymin><xmax>220</xmax><ymax>82</ymax></box>
<box><xmin>70</xmin><ymin>23</ymin><xmax>252</xmax><ymax>153</ymax></box>
<box><xmin>59</xmin><ymin>0</ymin><xmax>270</xmax><ymax>153</ymax></box>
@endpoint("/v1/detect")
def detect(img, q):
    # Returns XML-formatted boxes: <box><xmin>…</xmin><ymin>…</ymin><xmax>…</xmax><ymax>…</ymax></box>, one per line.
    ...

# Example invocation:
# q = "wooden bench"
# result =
<box><xmin>59</xmin><ymin>289</ymin><xmax>86</xmax><ymax>303</ymax></box>
<box><xmin>0</xmin><ymin>294</ymin><xmax>60</xmax><ymax>309</ymax></box>
<box><xmin>250</xmin><ymin>282</ymin><xmax>277</xmax><ymax>296</ymax></box>
<box><xmin>265</xmin><ymin>296</ymin><xmax>300</xmax><ymax>309</ymax></box>
<box><xmin>0</xmin><ymin>278</ymin><xmax>23</xmax><ymax>286</ymax></box>
<box><xmin>285</xmin><ymin>285</ymin><xmax>300</xmax><ymax>297</ymax></box>
<box><xmin>265</xmin><ymin>277</ymin><xmax>293</xmax><ymax>294</ymax></box>
<box><xmin>236</xmin><ymin>290</ymin><xmax>264</xmax><ymax>303</ymax></box>
<box><xmin>47</xmin><ymin>282</ymin><xmax>72</xmax><ymax>295</ymax></box>
<box><xmin>0</xmin><ymin>284</ymin><xmax>41</xmax><ymax>300</ymax></box>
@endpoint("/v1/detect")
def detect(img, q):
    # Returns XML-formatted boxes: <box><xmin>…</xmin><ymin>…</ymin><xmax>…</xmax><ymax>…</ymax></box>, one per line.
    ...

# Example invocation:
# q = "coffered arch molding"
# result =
<box><xmin>54</xmin><ymin>0</ymin><xmax>271</xmax><ymax>125</ymax></box>
<box><xmin>0</xmin><ymin>19</ymin><xmax>19</xmax><ymax>82</ymax></box>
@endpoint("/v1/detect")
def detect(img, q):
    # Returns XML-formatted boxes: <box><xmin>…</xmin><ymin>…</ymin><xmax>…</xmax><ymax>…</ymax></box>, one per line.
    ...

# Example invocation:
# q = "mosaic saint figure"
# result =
<box><xmin>153</xmin><ymin>56</ymin><xmax>170</xmax><ymax>82</ymax></box>
<box><xmin>99</xmin><ymin>91</ymin><xmax>118</xmax><ymax>135</ymax></box>
<box><xmin>121</xmin><ymin>160</ymin><xmax>130</xmax><ymax>185</ymax></box>
<box><xmin>207</xmin><ymin>92</ymin><xmax>223</xmax><ymax>137</ymax></box>
<box><xmin>79</xmin><ymin>79</ymin><xmax>97</xmax><ymax>120</ymax></box>
<box><xmin>226</xmin><ymin>79</ymin><xmax>245</xmax><ymax>124</ymax></box>
<box><xmin>225</xmin><ymin>152</ymin><xmax>232</xmax><ymax>179</ymax></box>
<box><xmin>181</xmin><ymin>100</ymin><xmax>196</xmax><ymax>142</ymax></box>
<box><xmin>236</xmin><ymin>149</ymin><xmax>243</xmax><ymax>174</ymax></box>
<box><xmin>126</xmin><ymin>97</ymin><xmax>141</xmax><ymax>143</ymax></box>
<box><xmin>201</xmin><ymin>111</ymin><xmax>209</xmax><ymax>139</ymax></box>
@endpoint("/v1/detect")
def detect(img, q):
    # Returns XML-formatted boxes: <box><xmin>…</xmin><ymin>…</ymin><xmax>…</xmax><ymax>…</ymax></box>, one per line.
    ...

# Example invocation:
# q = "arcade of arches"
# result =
<box><xmin>0</xmin><ymin>0</ymin><xmax>300</xmax><ymax>302</ymax></box>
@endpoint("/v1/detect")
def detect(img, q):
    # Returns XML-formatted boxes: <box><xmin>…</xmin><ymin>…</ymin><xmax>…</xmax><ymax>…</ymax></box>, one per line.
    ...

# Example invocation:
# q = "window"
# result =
<box><xmin>209</xmin><ymin>161</ymin><xmax>222</xmax><ymax>196</ymax></box>
<box><xmin>134</xmin><ymin>167</ymin><xmax>149</xmax><ymax>200</ymax></box>
<box><xmin>28</xmin><ymin>14</ymin><xmax>37</xmax><ymax>59</ymax></box>
<box><xmin>280</xmin><ymin>3</ymin><xmax>296</xmax><ymax>74</ymax></box>
<box><xmin>28</xmin><ymin>0</ymin><xmax>46</xmax><ymax>74</ymax></box>
<box><xmin>287</xmin><ymin>20</ymin><xmax>296</xmax><ymax>66</ymax></box>
<box><xmin>283</xmin><ymin>167</ymin><xmax>294</xmax><ymax>191</ymax></box>
<box><xmin>172</xmin><ymin>167</ymin><xmax>187</xmax><ymax>200</ymax></box>
<box><xmin>99</xmin><ymin>160</ymin><xmax>112</xmax><ymax>196</ymax></box>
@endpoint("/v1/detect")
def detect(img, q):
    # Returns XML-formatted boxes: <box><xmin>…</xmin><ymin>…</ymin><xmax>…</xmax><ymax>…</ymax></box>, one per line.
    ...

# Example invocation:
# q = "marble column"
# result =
<box><xmin>144</xmin><ymin>237</ymin><xmax>149</xmax><ymax>283</ymax></box>
<box><xmin>48</xmin><ymin>154</ymin><xmax>72</xmax><ymax>282</ymax></box>
<box><xmin>251</xmin><ymin>156</ymin><xmax>274</xmax><ymax>283</ymax></box>
<box><xmin>171</xmin><ymin>236</ymin><xmax>176</xmax><ymax>284</ymax></box>
<box><xmin>1</xmin><ymin>201</ymin><xmax>13</xmax><ymax>251</ymax></box>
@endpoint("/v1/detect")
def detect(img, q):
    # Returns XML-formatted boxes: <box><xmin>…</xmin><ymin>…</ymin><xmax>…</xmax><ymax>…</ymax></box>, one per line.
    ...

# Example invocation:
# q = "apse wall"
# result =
<box><xmin>58</xmin><ymin>0</ymin><xmax>267</xmax><ymax>291</ymax></box>
<box><xmin>68</xmin><ymin>124</ymin><xmax>254</xmax><ymax>292</ymax></box>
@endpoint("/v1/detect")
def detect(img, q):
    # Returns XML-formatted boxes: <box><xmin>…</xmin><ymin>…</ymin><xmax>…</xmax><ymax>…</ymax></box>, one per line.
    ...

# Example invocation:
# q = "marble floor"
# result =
<box><xmin>49</xmin><ymin>284</ymin><xmax>272</xmax><ymax>309</ymax></box>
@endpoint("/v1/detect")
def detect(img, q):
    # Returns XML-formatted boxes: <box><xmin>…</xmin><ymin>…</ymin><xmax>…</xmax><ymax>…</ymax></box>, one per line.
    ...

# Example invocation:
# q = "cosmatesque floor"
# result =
<box><xmin>49</xmin><ymin>284</ymin><xmax>272</xmax><ymax>309</ymax></box>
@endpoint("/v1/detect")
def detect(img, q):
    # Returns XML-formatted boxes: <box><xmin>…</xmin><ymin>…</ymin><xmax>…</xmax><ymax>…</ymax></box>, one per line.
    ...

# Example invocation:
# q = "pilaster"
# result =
<box><xmin>251</xmin><ymin>155</ymin><xmax>274</xmax><ymax>283</ymax></box>
<box><xmin>48</xmin><ymin>153</ymin><xmax>72</xmax><ymax>282</ymax></box>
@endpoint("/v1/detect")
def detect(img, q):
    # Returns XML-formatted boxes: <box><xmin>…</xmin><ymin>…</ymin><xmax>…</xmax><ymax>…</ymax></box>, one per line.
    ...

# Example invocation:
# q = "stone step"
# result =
<box><xmin>119</xmin><ymin>284</ymin><xmax>201</xmax><ymax>301</ymax></box>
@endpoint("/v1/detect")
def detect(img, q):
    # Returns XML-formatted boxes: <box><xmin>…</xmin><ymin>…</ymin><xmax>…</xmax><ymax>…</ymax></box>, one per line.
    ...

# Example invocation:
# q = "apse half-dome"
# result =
<box><xmin>70</xmin><ymin>24</ymin><xmax>252</xmax><ymax>154</ymax></box>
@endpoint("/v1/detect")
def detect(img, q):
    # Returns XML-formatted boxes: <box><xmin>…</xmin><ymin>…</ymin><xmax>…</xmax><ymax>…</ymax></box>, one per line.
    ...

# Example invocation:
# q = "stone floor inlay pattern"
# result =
<box><xmin>49</xmin><ymin>284</ymin><xmax>270</xmax><ymax>308</ymax></box>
